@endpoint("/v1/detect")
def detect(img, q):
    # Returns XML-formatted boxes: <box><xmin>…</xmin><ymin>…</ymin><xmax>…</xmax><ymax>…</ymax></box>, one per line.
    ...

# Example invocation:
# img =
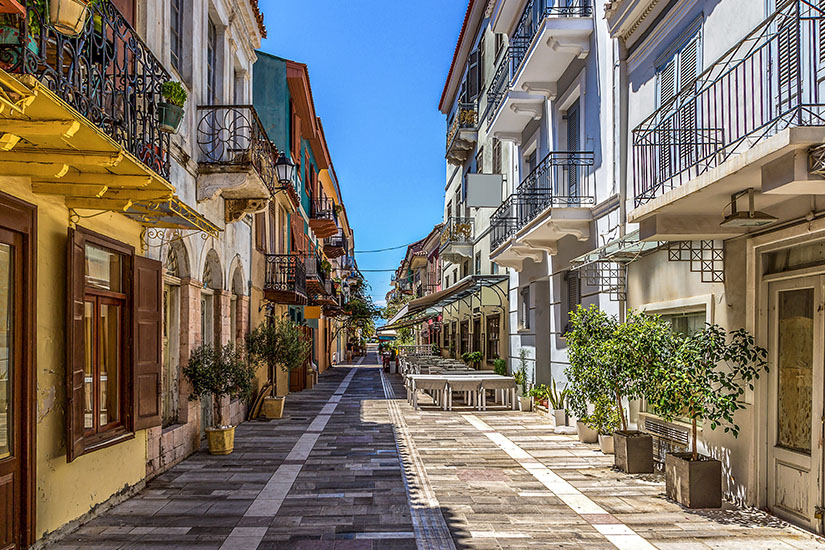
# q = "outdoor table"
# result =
<box><xmin>406</xmin><ymin>374</ymin><xmax>517</xmax><ymax>411</ymax></box>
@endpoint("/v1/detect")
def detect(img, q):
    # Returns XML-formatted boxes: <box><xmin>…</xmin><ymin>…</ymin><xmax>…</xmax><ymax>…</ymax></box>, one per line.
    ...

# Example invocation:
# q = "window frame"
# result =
<box><xmin>170</xmin><ymin>0</ymin><xmax>184</xmax><ymax>72</ymax></box>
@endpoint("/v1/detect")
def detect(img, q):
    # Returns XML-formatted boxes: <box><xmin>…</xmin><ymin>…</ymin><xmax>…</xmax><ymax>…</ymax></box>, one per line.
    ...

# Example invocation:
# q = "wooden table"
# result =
<box><xmin>406</xmin><ymin>374</ymin><xmax>517</xmax><ymax>411</ymax></box>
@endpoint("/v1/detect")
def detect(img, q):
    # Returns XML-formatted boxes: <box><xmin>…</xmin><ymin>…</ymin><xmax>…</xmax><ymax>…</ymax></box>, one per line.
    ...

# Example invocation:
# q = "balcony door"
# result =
<box><xmin>0</xmin><ymin>196</ymin><xmax>34</xmax><ymax>550</ymax></box>
<box><xmin>566</xmin><ymin>99</ymin><xmax>580</xmax><ymax>200</ymax></box>
<box><xmin>766</xmin><ymin>275</ymin><xmax>825</xmax><ymax>532</ymax></box>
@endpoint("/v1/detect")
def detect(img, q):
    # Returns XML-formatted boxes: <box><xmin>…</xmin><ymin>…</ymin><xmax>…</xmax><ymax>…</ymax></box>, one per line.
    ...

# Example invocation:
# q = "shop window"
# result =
<box><xmin>67</xmin><ymin>228</ymin><xmax>162</xmax><ymax>462</ymax></box>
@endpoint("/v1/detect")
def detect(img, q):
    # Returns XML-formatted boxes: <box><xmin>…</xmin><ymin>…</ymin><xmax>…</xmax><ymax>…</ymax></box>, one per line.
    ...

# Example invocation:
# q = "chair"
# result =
<box><xmin>480</xmin><ymin>378</ymin><xmax>518</xmax><ymax>411</ymax></box>
<box><xmin>412</xmin><ymin>378</ymin><xmax>448</xmax><ymax>411</ymax></box>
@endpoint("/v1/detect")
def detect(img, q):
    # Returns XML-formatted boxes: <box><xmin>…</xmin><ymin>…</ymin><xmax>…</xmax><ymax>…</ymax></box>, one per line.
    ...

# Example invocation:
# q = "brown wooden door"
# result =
<box><xmin>0</xmin><ymin>228</ymin><xmax>23</xmax><ymax>549</ymax></box>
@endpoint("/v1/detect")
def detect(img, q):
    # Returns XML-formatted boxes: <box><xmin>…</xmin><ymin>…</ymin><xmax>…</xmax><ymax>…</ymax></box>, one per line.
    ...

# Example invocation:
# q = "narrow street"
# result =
<box><xmin>53</xmin><ymin>348</ymin><xmax>824</xmax><ymax>550</ymax></box>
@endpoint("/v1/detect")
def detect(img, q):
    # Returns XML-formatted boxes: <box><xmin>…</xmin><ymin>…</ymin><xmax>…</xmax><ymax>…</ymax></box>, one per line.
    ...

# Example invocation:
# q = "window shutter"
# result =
<box><xmin>292</xmin><ymin>112</ymin><xmax>301</xmax><ymax>160</ymax></box>
<box><xmin>133</xmin><ymin>255</ymin><xmax>163</xmax><ymax>430</ymax></box>
<box><xmin>66</xmin><ymin>228</ymin><xmax>86</xmax><ymax>462</ymax></box>
<box><xmin>678</xmin><ymin>35</ymin><xmax>700</xmax><ymax>166</ymax></box>
<box><xmin>254</xmin><ymin>212</ymin><xmax>265</xmax><ymax>251</ymax></box>
<box><xmin>562</xmin><ymin>270</ymin><xmax>580</xmax><ymax>334</ymax></box>
<box><xmin>467</xmin><ymin>49</ymin><xmax>480</xmax><ymax>101</ymax></box>
<box><xmin>776</xmin><ymin>18</ymin><xmax>799</xmax><ymax>114</ymax></box>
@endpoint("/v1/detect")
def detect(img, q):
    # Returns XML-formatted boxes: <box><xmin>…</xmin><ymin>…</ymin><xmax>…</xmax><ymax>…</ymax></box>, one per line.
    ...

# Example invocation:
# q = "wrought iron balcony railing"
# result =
<box><xmin>197</xmin><ymin>105</ymin><xmax>276</xmax><ymax>191</ymax></box>
<box><xmin>264</xmin><ymin>254</ymin><xmax>307</xmax><ymax>297</ymax></box>
<box><xmin>310</xmin><ymin>197</ymin><xmax>336</xmax><ymax>221</ymax></box>
<box><xmin>0</xmin><ymin>0</ymin><xmax>171</xmax><ymax>178</ymax></box>
<box><xmin>304</xmin><ymin>254</ymin><xmax>328</xmax><ymax>286</ymax></box>
<box><xmin>486</xmin><ymin>48</ymin><xmax>516</xmax><ymax>126</ymax></box>
<box><xmin>632</xmin><ymin>0</ymin><xmax>825</xmax><ymax>207</ymax></box>
<box><xmin>440</xmin><ymin>217</ymin><xmax>475</xmax><ymax>248</ymax></box>
<box><xmin>426</xmin><ymin>269</ymin><xmax>441</xmax><ymax>290</ymax></box>
<box><xmin>510</xmin><ymin>0</ymin><xmax>593</xmax><ymax>72</ymax></box>
<box><xmin>325</xmin><ymin>233</ymin><xmax>348</xmax><ymax>251</ymax></box>
<box><xmin>490</xmin><ymin>151</ymin><xmax>595</xmax><ymax>249</ymax></box>
<box><xmin>446</xmin><ymin>101</ymin><xmax>478</xmax><ymax>150</ymax></box>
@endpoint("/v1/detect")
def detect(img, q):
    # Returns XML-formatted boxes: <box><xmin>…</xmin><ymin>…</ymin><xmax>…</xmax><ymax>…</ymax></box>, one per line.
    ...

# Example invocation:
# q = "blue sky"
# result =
<box><xmin>259</xmin><ymin>0</ymin><xmax>467</xmax><ymax>306</ymax></box>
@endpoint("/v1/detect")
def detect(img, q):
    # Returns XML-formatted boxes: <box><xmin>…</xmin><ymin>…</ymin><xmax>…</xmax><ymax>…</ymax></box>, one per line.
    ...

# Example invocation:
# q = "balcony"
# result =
<box><xmin>197</xmin><ymin>105</ymin><xmax>275</xmax><ymax>222</ymax></box>
<box><xmin>439</xmin><ymin>217</ymin><xmax>474</xmax><ymax>264</ymax></box>
<box><xmin>426</xmin><ymin>270</ymin><xmax>441</xmax><ymax>292</ymax></box>
<box><xmin>308</xmin><ymin>197</ymin><xmax>338</xmax><ymax>238</ymax></box>
<box><xmin>305</xmin><ymin>254</ymin><xmax>329</xmax><ymax>296</ymax></box>
<box><xmin>324</xmin><ymin>233</ymin><xmax>347</xmax><ymax>258</ymax></box>
<box><xmin>630</xmin><ymin>0</ymin><xmax>825</xmax><ymax>241</ymax></box>
<box><xmin>446</xmin><ymin>101</ymin><xmax>478</xmax><ymax>165</ymax></box>
<box><xmin>264</xmin><ymin>254</ymin><xmax>308</xmax><ymax>304</ymax></box>
<box><xmin>490</xmin><ymin>151</ymin><xmax>594</xmax><ymax>270</ymax></box>
<box><xmin>0</xmin><ymin>1</ymin><xmax>211</xmax><ymax>219</ymax></box>
<box><xmin>487</xmin><ymin>0</ymin><xmax>593</xmax><ymax>140</ymax></box>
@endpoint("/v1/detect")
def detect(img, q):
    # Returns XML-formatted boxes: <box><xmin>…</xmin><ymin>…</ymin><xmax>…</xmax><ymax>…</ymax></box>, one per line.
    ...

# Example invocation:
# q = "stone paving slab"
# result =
<box><xmin>51</xmin><ymin>352</ymin><xmax>825</xmax><ymax>550</ymax></box>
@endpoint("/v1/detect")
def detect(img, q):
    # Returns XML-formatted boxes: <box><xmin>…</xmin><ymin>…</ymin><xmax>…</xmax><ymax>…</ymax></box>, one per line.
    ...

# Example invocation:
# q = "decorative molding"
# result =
<box><xmin>521</xmin><ymin>81</ymin><xmax>557</xmax><ymax>99</ymax></box>
<box><xmin>224</xmin><ymin>198</ymin><xmax>267</xmax><ymax>224</ymax></box>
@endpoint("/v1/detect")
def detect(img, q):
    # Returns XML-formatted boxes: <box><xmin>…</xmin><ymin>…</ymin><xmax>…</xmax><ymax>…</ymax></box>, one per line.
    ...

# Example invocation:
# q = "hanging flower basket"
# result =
<box><xmin>158</xmin><ymin>102</ymin><xmax>184</xmax><ymax>133</ymax></box>
<box><xmin>49</xmin><ymin>0</ymin><xmax>91</xmax><ymax>37</ymax></box>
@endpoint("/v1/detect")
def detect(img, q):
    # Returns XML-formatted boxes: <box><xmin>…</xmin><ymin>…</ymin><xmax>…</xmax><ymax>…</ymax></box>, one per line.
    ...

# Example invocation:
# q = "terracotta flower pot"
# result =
<box><xmin>665</xmin><ymin>452</ymin><xmax>722</xmax><ymax>508</ymax></box>
<box><xmin>576</xmin><ymin>420</ymin><xmax>598</xmax><ymax>443</ymax></box>
<box><xmin>598</xmin><ymin>433</ymin><xmax>614</xmax><ymax>454</ymax></box>
<box><xmin>205</xmin><ymin>425</ymin><xmax>235</xmax><ymax>455</ymax></box>
<box><xmin>262</xmin><ymin>396</ymin><xmax>284</xmax><ymax>419</ymax></box>
<box><xmin>613</xmin><ymin>431</ymin><xmax>654</xmax><ymax>473</ymax></box>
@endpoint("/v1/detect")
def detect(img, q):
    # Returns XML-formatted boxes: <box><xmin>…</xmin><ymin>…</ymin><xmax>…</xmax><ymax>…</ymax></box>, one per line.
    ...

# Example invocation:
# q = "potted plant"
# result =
<box><xmin>461</xmin><ymin>350</ymin><xmax>483</xmax><ymax>369</ymax></box>
<box><xmin>586</xmin><ymin>395</ymin><xmax>620</xmax><ymax>454</ymax></box>
<box><xmin>493</xmin><ymin>357</ymin><xmax>507</xmax><ymax>376</ymax></box>
<box><xmin>49</xmin><ymin>0</ymin><xmax>92</xmax><ymax>36</ymax></box>
<box><xmin>608</xmin><ymin>310</ymin><xmax>672</xmax><ymax>473</ymax></box>
<box><xmin>546</xmin><ymin>379</ymin><xmax>569</xmax><ymax>427</ymax></box>
<box><xmin>648</xmin><ymin>324</ymin><xmax>767</xmax><ymax>508</ymax></box>
<box><xmin>159</xmin><ymin>80</ymin><xmax>187</xmax><ymax>133</ymax></box>
<box><xmin>431</xmin><ymin>342</ymin><xmax>441</xmax><ymax>356</ymax></box>
<box><xmin>246</xmin><ymin>318</ymin><xmax>312</xmax><ymax>419</ymax></box>
<box><xmin>183</xmin><ymin>343</ymin><xmax>254</xmax><ymax>455</ymax></box>
<box><xmin>529</xmin><ymin>384</ymin><xmax>549</xmax><ymax>410</ymax></box>
<box><xmin>321</xmin><ymin>258</ymin><xmax>332</xmax><ymax>275</ymax></box>
<box><xmin>513</xmin><ymin>350</ymin><xmax>531</xmax><ymax>411</ymax></box>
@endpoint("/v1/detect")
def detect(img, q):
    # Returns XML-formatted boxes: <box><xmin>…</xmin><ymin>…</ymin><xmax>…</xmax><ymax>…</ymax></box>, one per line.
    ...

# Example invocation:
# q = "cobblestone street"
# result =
<box><xmin>53</xmin><ymin>351</ymin><xmax>825</xmax><ymax>549</ymax></box>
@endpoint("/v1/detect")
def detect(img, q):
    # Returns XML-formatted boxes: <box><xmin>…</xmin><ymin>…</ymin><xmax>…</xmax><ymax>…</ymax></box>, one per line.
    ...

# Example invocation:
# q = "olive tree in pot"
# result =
<box><xmin>565</xmin><ymin>305</ymin><xmax>618</xmax><ymax>444</ymax></box>
<box><xmin>648</xmin><ymin>324</ymin><xmax>767</xmax><ymax>508</ymax></box>
<box><xmin>513</xmin><ymin>349</ymin><xmax>531</xmax><ymax>411</ymax></box>
<box><xmin>183</xmin><ymin>343</ymin><xmax>255</xmax><ymax>455</ymax></box>
<box><xmin>608</xmin><ymin>311</ymin><xmax>673</xmax><ymax>473</ymax></box>
<box><xmin>246</xmin><ymin>318</ymin><xmax>312</xmax><ymax>419</ymax></box>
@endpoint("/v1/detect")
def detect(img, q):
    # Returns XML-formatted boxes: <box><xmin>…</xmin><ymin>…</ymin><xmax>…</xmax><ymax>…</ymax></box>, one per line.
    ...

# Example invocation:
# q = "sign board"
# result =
<box><xmin>465</xmin><ymin>173</ymin><xmax>504</xmax><ymax>208</ymax></box>
<box><xmin>304</xmin><ymin>306</ymin><xmax>321</xmax><ymax>319</ymax></box>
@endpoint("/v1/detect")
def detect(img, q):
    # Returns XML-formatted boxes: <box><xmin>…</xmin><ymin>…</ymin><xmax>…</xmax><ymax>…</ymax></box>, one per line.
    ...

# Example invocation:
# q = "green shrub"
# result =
<box><xmin>161</xmin><ymin>80</ymin><xmax>188</xmax><ymax>107</ymax></box>
<box><xmin>493</xmin><ymin>358</ymin><xmax>507</xmax><ymax>376</ymax></box>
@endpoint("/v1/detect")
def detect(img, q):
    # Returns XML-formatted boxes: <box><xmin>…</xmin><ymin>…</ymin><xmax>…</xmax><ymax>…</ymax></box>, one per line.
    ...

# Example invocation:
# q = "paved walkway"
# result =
<box><xmin>54</xmin><ymin>351</ymin><xmax>825</xmax><ymax>549</ymax></box>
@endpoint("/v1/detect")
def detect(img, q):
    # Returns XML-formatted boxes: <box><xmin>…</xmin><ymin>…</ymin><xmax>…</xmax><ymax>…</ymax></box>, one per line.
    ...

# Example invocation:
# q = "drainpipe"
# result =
<box><xmin>615</xmin><ymin>38</ymin><xmax>629</xmax><ymax>323</ymax></box>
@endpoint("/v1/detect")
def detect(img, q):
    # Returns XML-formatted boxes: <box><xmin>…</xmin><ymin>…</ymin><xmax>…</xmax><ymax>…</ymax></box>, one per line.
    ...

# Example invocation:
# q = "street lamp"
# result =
<box><xmin>275</xmin><ymin>152</ymin><xmax>296</xmax><ymax>186</ymax></box>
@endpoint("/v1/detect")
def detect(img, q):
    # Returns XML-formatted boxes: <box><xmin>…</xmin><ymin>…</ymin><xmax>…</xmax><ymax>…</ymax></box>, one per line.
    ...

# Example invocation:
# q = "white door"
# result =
<box><xmin>767</xmin><ymin>275</ymin><xmax>824</xmax><ymax>532</ymax></box>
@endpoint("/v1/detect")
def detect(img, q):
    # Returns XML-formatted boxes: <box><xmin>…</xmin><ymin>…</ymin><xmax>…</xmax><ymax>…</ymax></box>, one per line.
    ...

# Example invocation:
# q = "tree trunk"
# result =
<box><xmin>615</xmin><ymin>388</ymin><xmax>627</xmax><ymax>432</ymax></box>
<box><xmin>213</xmin><ymin>394</ymin><xmax>223</xmax><ymax>428</ymax></box>
<box><xmin>691</xmin><ymin>418</ymin><xmax>698</xmax><ymax>461</ymax></box>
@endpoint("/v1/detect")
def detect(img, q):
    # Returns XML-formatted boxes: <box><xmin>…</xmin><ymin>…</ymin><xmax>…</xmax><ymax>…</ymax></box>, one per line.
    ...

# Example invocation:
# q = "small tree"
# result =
<box><xmin>584</xmin><ymin>395</ymin><xmax>620</xmax><ymax>435</ymax></box>
<box><xmin>646</xmin><ymin>324</ymin><xmax>768</xmax><ymax>460</ymax></box>
<box><xmin>183</xmin><ymin>343</ymin><xmax>255</xmax><ymax>428</ymax></box>
<box><xmin>461</xmin><ymin>351</ymin><xmax>483</xmax><ymax>367</ymax></box>
<box><xmin>565</xmin><ymin>305</ymin><xmax>617</xmax><ymax>423</ymax></box>
<box><xmin>246</xmin><ymin>318</ymin><xmax>312</xmax><ymax>383</ymax></box>
<box><xmin>493</xmin><ymin>358</ymin><xmax>507</xmax><ymax>376</ymax></box>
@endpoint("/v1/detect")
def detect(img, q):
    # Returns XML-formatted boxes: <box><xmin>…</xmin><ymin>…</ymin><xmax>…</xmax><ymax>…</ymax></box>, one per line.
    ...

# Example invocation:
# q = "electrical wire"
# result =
<box><xmin>354</xmin><ymin>243</ymin><xmax>411</xmax><ymax>253</ymax></box>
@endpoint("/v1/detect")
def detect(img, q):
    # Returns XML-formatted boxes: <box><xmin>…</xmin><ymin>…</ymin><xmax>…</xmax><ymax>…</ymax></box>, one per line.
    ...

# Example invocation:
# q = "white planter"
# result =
<box><xmin>598</xmin><ymin>434</ymin><xmax>615</xmax><ymax>454</ymax></box>
<box><xmin>50</xmin><ymin>0</ymin><xmax>91</xmax><ymax>36</ymax></box>
<box><xmin>519</xmin><ymin>396</ymin><xmax>532</xmax><ymax>412</ymax></box>
<box><xmin>576</xmin><ymin>421</ymin><xmax>598</xmax><ymax>443</ymax></box>
<box><xmin>552</xmin><ymin>409</ymin><xmax>566</xmax><ymax>427</ymax></box>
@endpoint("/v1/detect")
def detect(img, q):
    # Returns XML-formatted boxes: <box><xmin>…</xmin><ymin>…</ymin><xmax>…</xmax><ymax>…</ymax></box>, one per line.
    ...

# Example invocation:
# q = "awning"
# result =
<box><xmin>408</xmin><ymin>274</ymin><xmax>508</xmax><ymax>313</ymax></box>
<box><xmin>377</xmin><ymin>307</ymin><xmax>440</xmax><ymax>332</ymax></box>
<box><xmin>569</xmin><ymin>230</ymin><xmax>660</xmax><ymax>269</ymax></box>
<box><xmin>125</xmin><ymin>196</ymin><xmax>221</xmax><ymax>238</ymax></box>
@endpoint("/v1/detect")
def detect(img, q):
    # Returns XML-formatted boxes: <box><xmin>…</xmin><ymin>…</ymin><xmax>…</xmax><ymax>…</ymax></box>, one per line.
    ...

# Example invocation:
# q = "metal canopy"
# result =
<box><xmin>378</xmin><ymin>308</ymin><xmax>440</xmax><ymax>332</ymax></box>
<box><xmin>569</xmin><ymin>230</ymin><xmax>660</xmax><ymax>269</ymax></box>
<box><xmin>126</xmin><ymin>196</ymin><xmax>221</xmax><ymax>238</ymax></box>
<box><xmin>408</xmin><ymin>275</ymin><xmax>508</xmax><ymax>313</ymax></box>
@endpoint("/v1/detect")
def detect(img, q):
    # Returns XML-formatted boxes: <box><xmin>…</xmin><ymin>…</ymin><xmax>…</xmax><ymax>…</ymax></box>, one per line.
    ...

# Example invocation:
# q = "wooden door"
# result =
<box><xmin>0</xmin><ymin>228</ymin><xmax>24</xmax><ymax>549</ymax></box>
<box><xmin>767</xmin><ymin>275</ymin><xmax>825</xmax><ymax>532</ymax></box>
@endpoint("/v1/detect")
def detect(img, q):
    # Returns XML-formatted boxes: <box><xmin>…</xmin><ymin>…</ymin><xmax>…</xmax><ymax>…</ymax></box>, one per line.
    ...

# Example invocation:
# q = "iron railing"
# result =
<box><xmin>486</xmin><ymin>48</ymin><xmax>516</xmax><ymax>126</ymax></box>
<box><xmin>490</xmin><ymin>151</ymin><xmax>595</xmax><ymax>249</ymax></box>
<box><xmin>304</xmin><ymin>254</ymin><xmax>329</xmax><ymax>286</ymax></box>
<box><xmin>0</xmin><ymin>0</ymin><xmax>171</xmax><ymax>177</ymax></box>
<box><xmin>446</xmin><ymin>101</ymin><xmax>478</xmax><ymax>151</ymax></box>
<box><xmin>197</xmin><ymin>105</ymin><xmax>276</xmax><ymax>191</ymax></box>
<box><xmin>426</xmin><ymin>269</ymin><xmax>441</xmax><ymax>291</ymax></box>
<box><xmin>310</xmin><ymin>197</ymin><xmax>336</xmax><ymax>221</ymax></box>
<box><xmin>264</xmin><ymin>254</ymin><xmax>306</xmax><ymax>296</ymax></box>
<box><xmin>440</xmin><ymin>217</ymin><xmax>475</xmax><ymax>248</ymax></box>
<box><xmin>326</xmin><ymin>233</ymin><xmax>348</xmax><ymax>251</ymax></box>
<box><xmin>632</xmin><ymin>0</ymin><xmax>825</xmax><ymax>207</ymax></box>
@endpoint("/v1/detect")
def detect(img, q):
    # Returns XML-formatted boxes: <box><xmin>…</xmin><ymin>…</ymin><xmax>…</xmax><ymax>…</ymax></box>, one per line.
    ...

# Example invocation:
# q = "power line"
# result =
<box><xmin>354</xmin><ymin>243</ymin><xmax>411</xmax><ymax>253</ymax></box>
<box><xmin>358</xmin><ymin>269</ymin><xmax>400</xmax><ymax>272</ymax></box>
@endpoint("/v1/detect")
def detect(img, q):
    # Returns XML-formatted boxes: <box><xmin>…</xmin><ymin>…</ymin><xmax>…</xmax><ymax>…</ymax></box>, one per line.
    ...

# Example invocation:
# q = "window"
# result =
<box><xmin>451</xmin><ymin>322</ymin><xmax>457</xmax><ymax>357</ymax></box>
<box><xmin>486</xmin><ymin>315</ymin><xmax>500</xmax><ymax>361</ymax></box>
<box><xmin>475</xmin><ymin>147</ymin><xmax>484</xmax><ymax>174</ymax></box>
<box><xmin>495</xmin><ymin>33</ymin><xmax>504</xmax><ymax>59</ymax></box>
<box><xmin>67</xmin><ymin>228</ymin><xmax>163</xmax><ymax>461</ymax></box>
<box><xmin>492</xmin><ymin>138</ymin><xmax>502</xmax><ymax>174</ymax></box>
<box><xmin>474</xmin><ymin>252</ymin><xmax>481</xmax><ymax>275</ymax></box>
<box><xmin>562</xmin><ymin>270</ymin><xmax>581</xmax><ymax>334</ymax></box>
<box><xmin>206</xmin><ymin>19</ymin><xmax>218</xmax><ymax>103</ymax></box>
<box><xmin>519</xmin><ymin>285</ymin><xmax>531</xmax><ymax>330</ymax></box>
<box><xmin>254</xmin><ymin>212</ymin><xmax>266</xmax><ymax>251</ymax></box>
<box><xmin>465</xmin><ymin>47</ymin><xmax>482</xmax><ymax>102</ymax></box>
<box><xmin>472</xmin><ymin>317</ymin><xmax>482</xmax><ymax>354</ymax></box>
<box><xmin>170</xmin><ymin>0</ymin><xmax>184</xmax><ymax>71</ymax></box>
<box><xmin>462</xmin><ymin>260</ymin><xmax>469</xmax><ymax>279</ymax></box>
<box><xmin>660</xmin><ymin>311</ymin><xmax>705</xmax><ymax>336</ymax></box>
<box><xmin>491</xmin><ymin>261</ymin><xmax>499</xmax><ymax>275</ymax></box>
